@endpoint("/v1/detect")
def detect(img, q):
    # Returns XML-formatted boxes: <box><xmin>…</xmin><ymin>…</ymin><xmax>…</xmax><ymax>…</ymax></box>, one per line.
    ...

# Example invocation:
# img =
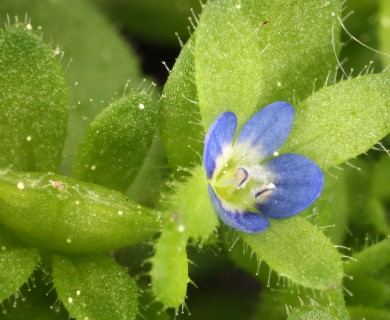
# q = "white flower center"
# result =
<box><xmin>211</xmin><ymin>153</ymin><xmax>276</xmax><ymax>212</ymax></box>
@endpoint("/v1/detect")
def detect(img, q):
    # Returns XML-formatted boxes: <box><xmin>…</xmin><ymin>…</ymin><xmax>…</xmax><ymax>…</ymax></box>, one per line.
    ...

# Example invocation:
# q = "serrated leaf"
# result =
<box><xmin>73</xmin><ymin>90</ymin><xmax>157</xmax><ymax>192</ymax></box>
<box><xmin>240</xmin><ymin>216</ymin><xmax>343</xmax><ymax>290</ymax></box>
<box><xmin>159</xmin><ymin>35</ymin><xmax>204</xmax><ymax>171</ymax></box>
<box><xmin>52</xmin><ymin>254</ymin><xmax>138</xmax><ymax>320</ymax></box>
<box><xmin>0</xmin><ymin>171</ymin><xmax>161</xmax><ymax>253</ymax></box>
<box><xmin>281</xmin><ymin>73</ymin><xmax>390</xmax><ymax>168</ymax></box>
<box><xmin>0</xmin><ymin>24</ymin><xmax>68</xmax><ymax>172</ymax></box>
<box><xmin>0</xmin><ymin>225</ymin><xmax>40</xmax><ymax>301</ymax></box>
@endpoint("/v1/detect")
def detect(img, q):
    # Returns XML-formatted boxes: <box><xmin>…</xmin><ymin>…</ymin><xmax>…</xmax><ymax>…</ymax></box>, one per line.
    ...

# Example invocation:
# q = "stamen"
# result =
<box><xmin>253</xmin><ymin>183</ymin><xmax>276</xmax><ymax>198</ymax></box>
<box><xmin>235</xmin><ymin>167</ymin><xmax>249</xmax><ymax>188</ymax></box>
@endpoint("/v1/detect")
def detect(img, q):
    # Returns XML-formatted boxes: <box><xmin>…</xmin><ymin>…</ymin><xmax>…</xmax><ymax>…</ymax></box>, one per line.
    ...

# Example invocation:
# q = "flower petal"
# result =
<box><xmin>203</xmin><ymin>112</ymin><xmax>237</xmax><ymax>179</ymax></box>
<box><xmin>257</xmin><ymin>154</ymin><xmax>324</xmax><ymax>219</ymax></box>
<box><xmin>208</xmin><ymin>185</ymin><xmax>269</xmax><ymax>233</ymax></box>
<box><xmin>236</xmin><ymin>101</ymin><xmax>294</xmax><ymax>160</ymax></box>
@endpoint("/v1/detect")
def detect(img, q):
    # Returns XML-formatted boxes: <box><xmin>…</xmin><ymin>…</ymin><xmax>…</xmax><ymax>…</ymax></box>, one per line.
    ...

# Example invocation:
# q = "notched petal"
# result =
<box><xmin>208</xmin><ymin>185</ymin><xmax>269</xmax><ymax>233</ymax></box>
<box><xmin>237</xmin><ymin>101</ymin><xmax>294</xmax><ymax>160</ymax></box>
<box><xmin>257</xmin><ymin>154</ymin><xmax>324</xmax><ymax>219</ymax></box>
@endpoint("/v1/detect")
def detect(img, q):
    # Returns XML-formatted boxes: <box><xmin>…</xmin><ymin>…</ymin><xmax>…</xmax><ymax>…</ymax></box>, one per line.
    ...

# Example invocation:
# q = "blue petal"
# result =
<box><xmin>237</xmin><ymin>101</ymin><xmax>294</xmax><ymax>160</ymax></box>
<box><xmin>203</xmin><ymin>112</ymin><xmax>237</xmax><ymax>179</ymax></box>
<box><xmin>208</xmin><ymin>185</ymin><xmax>270</xmax><ymax>233</ymax></box>
<box><xmin>257</xmin><ymin>154</ymin><xmax>324</xmax><ymax>219</ymax></box>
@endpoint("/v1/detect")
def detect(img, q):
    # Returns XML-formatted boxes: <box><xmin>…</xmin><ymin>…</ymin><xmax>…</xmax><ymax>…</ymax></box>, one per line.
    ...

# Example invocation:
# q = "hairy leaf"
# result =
<box><xmin>73</xmin><ymin>89</ymin><xmax>157</xmax><ymax>192</ymax></box>
<box><xmin>195</xmin><ymin>0</ymin><xmax>341</xmax><ymax>129</ymax></box>
<box><xmin>53</xmin><ymin>254</ymin><xmax>138</xmax><ymax>320</ymax></box>
<box><xmin>150</xmin><ymin>222</ymin><xmax>188</xmax><ymax>308</ymax></box>
<box><xmin>240</xmin><ymin>0</ymin><xmax>341</xmax><ymax>107</ymax></box>
<box><xmin>0</xmin><ymin>24</ymin><xmax>67</xmax><ymax>172</ymax></box>
<box><xmin>0</xmin><ymin>225</ymin><xmax>40</xmax><ymax>301</ymax></box>
<box><xmin>166</xmin><ymin>166</ymin><xmax>218</xmax><ymax>239</ymax></box>
<box><xmin>282</xmin><ymin>73</ymin><xmax>390</xmax><ymax>168</ymax></box>
<box><xmin>159</xmin><ymin>35</ymin><xmax>204</xmax><ymax>171</ymax></box>
<box><xmin>0</xmin><ymin>170</ymin><xmax>161</xmax><ymax>253</ymax></box>
<box><xmin>195</xmin><ymin>0</ymin><xmax>263</xmax><ymax>129</ymax></box>
<box><xmin>288</xmin><ymin>307</ymin><xmax>338</xmax><ymax>320</ymax></box>
<box><xmin>240</xmin><ymin>216</ymin><xmax>343</xmax><ymax>290</ymax></box>
<box><xmin>0</xmin><ymin>0</ymin><xmax>142</xmax><ymax>172</ymax></box>
<box><xmin>151</xmin><ymin>166</ymin><xmax>218</xmax><ymax>308</ymax></box>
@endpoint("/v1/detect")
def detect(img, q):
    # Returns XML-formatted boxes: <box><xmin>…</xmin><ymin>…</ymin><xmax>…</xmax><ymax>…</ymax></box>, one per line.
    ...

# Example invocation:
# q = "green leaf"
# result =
<box><xmin>150</xmin><ymin>222</ymin><xmax>189</xmax><ymax>308</ymax></box>
<box><xmin>195</xmin><ymin>0</ymin><xmax>341</xmax><ymax>129</ymax></box>
<box><xmin>287</xmin><ymin>307</ymin><xmax>338</xmax><ymax>320</ymax></box>
<box><xmin>282</xmin><ymin>73</ymin><xmax>390</xmax><ymax>168</ymax></box>
<box><xmin>151</xmin><ymin>166</ymin><xmax>218</xmax><ymax>308</ymax></box>
<box><xmin>195</xmin><ymin>0</ymin><xmax>263</xmax><ymax>129</ymax></box>
<box><xmin>52</xmin><ymin>253</ymin><xmax>138</xmax><ymax>320</ymax></box>
<box><xmin>344</xmin><ymin>238</ymin><xmax>390</xmax><ymax>275</ymax></box>
<box><xmin>247</xmin><ymin>273</ymin><xmax>348</xmax><ymax>320</ymax></box>
<box><xmin>159</xmin><ymin>35</ymin><xmax>204</xmax><ymax>171</ymax></box>
<box><xmin>240</xmin><ymin>0</ymin><xmax>342</xmax><ymax>107</ymax></box>
<box><xmin>0</xmin><ymin>170</ymin><xmax>161</xmax><ymax>253</ymax></box>
<box><xmin>303</xmin><ymin>171</ymin><xmax>349</xmax><ymax>244</ymax></box>
<box><xmin>1</xmin><ymin>269</ymin><xmax>69</xmax><ymax>319</ymax></box>
<box><xmin>165</xmin><ymin>165</ymin><xmax>218</xmax><ymax>239</ymax></box>
<box><xmin>319</xmin><ymin>171</ymin><xmax>349</xmax><ymax>244</ymax></box>
<box><xmin>0</xmin><ymin>225</ymin><xmax>40</xmax><ymax>301</ymax></box>
<box><xmin>0</xmin><ymin>0</ymin><xmax>141</xmax><ymax>111</ymax></box>
<box><xmin>73</xmin><ymin>89</ymin><xmax>157</xmax><ymax>192</ymax></box>
<box><xmin>0</xmin><ymin>24</ymin><xmax>68</xmax><ymax>172</ymax></box>
<box><xmin>0</xmin><ymin>0</ymin><xmax>142</xmax><ymax>172</ymax></box>
<box><xmin>240</xmin><ymin>216</ymin><xmax>343</xmax><ymax>290</ymax></box>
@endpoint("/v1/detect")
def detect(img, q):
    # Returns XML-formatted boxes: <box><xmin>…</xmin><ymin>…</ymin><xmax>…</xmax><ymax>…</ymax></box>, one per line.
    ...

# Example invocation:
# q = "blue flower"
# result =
<box><xmin>203</xmin><ymin>101</ymin><xmax>324</xmax><ymax>233</ymax></box>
